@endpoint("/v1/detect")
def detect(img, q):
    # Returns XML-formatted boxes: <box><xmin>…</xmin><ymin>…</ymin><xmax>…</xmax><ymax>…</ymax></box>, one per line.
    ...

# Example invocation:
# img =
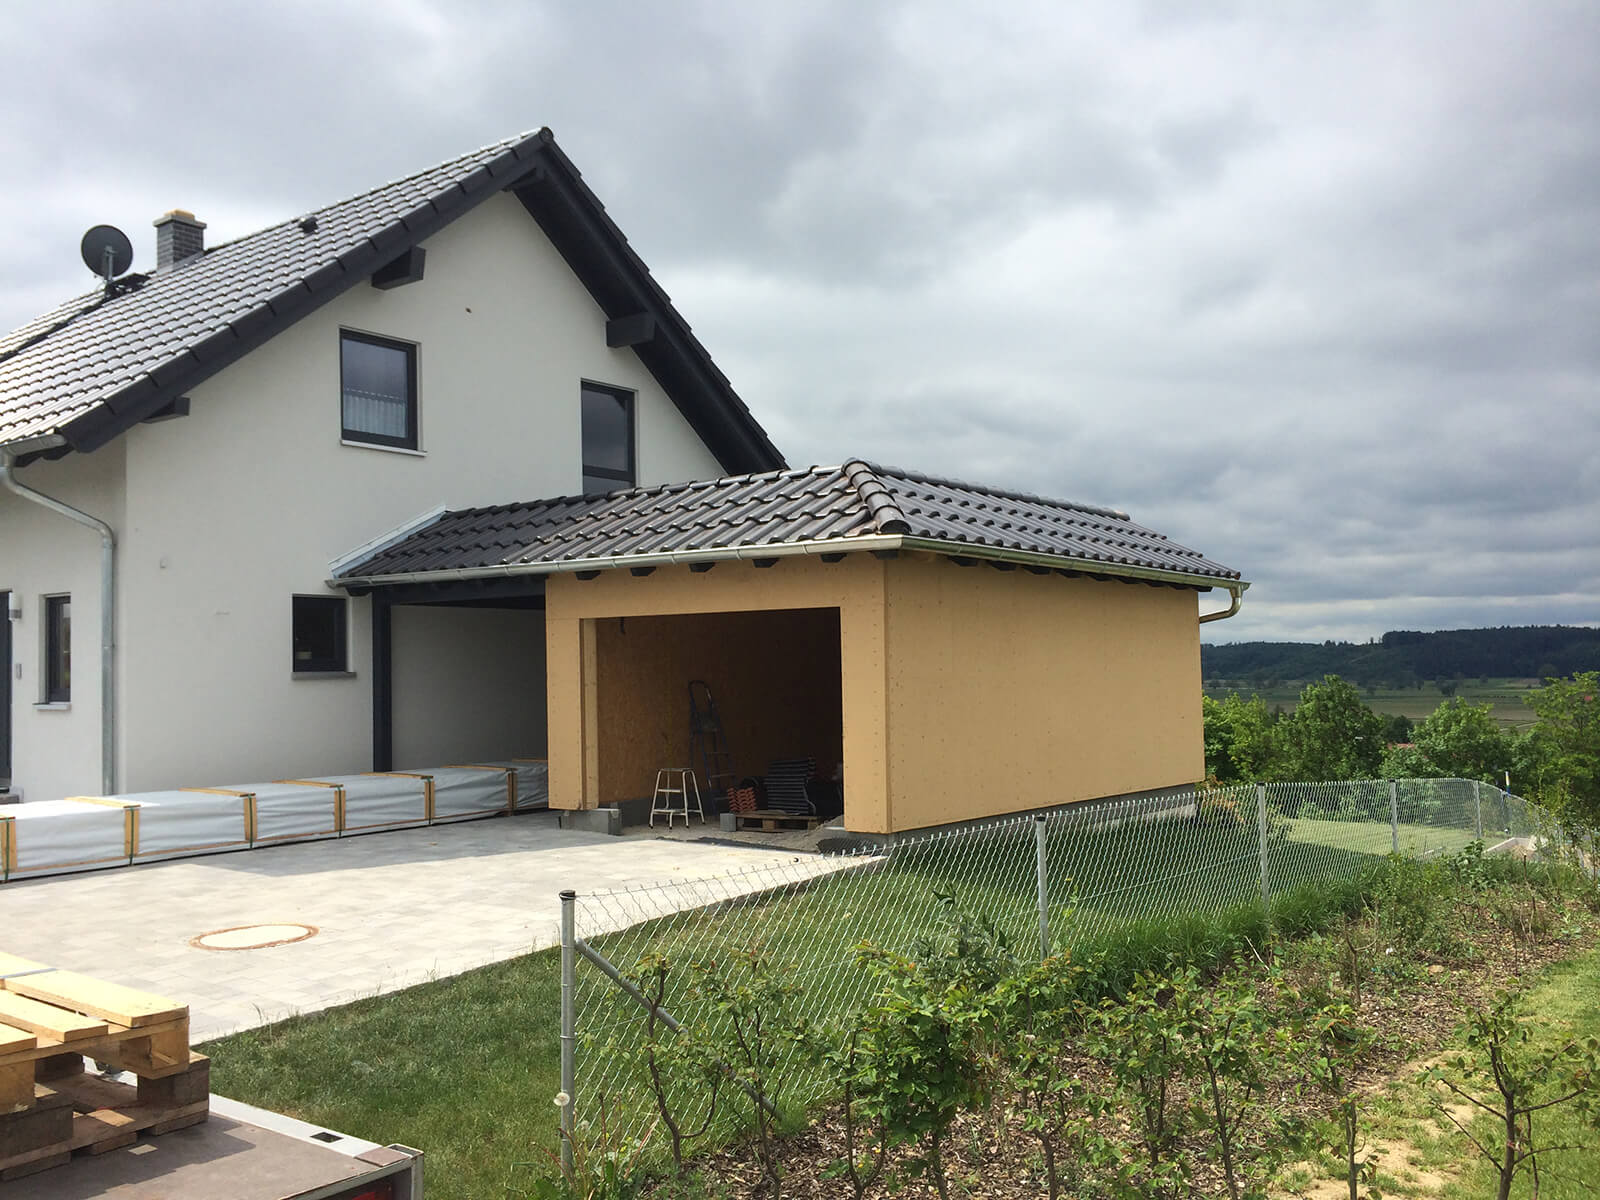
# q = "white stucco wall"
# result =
<box><xmin>7</xmin><ymin>190</ymin><xmax>733</xmax><ymax>798</ymax></box>
<box><xmin>391</xmin><ymin>605</ymin><xmax>548</xmax><ymax>768</ymax></box>
<box><xmin>0</xmin><ymin>444</ymin><xmax>126</xmax><ymax>803</ymax></box>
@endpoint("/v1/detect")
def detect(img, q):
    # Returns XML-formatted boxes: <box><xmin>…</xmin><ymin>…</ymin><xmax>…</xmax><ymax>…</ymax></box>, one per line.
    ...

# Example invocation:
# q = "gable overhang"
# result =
<box><xmin>9</xmin><ymin>130</ymin><xmax>785</xmax><ymax>475</ymax></box>
<box><xmin>334</xmin><ymin>533</ymin><xmax>1248</xmax><ymax>604</ymax></box>
<box><xmin>509</xmin><ymin>141</ymin><xmax>784</xmax><ymax>475</ymax></box>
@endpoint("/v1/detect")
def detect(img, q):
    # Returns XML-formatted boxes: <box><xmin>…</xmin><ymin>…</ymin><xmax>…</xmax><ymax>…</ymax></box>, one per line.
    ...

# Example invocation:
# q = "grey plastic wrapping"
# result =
<box><xmin>420</xmin><ymin>766</ymin><xmax>516</xmax><ymax>823</ymax></box>
<box><xmin>229</xmin><ymin>780</ymin><xmax>342</xmax><ymax>844</ymax></box>
<box><xmin>8</xmin><ymin>799</ymin><xmax>137</xmax><ymax>877</ymax></box>
<box><xmin>130</xmin><ymin>790</ymin><xmax>252</xmax><ymax>861</ymax></box>
<box><xmin>478</xmin><ymin>759</ymin><xmax>550</xmax><ymax>809</ymax></box>
<box><xmin>306</xmin><ymin>773</ymin><xmax>429</xmax><ymax>834</ymax></box>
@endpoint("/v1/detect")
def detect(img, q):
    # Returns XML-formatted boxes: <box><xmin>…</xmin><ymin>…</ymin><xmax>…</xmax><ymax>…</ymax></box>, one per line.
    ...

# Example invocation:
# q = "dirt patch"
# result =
<box><xmin>1282</xmin><ymin>1133</ymin><xmax>1455</xmax><ymax>1199</ymax></box>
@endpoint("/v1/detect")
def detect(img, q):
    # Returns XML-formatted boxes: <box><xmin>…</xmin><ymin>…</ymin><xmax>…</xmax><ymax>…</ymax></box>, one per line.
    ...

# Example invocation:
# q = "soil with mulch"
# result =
<box><xmin>641</xmin><ymin>895</ymin><xmax>1599</xmax><ymax>1199</ymax></box>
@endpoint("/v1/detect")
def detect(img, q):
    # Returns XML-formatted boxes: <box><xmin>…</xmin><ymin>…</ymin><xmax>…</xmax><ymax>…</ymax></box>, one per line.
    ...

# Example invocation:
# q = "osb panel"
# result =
<box><xmin>593</xmin><ymin>609</ymin><xmax>844</xmax><ymax>808</ymax></box>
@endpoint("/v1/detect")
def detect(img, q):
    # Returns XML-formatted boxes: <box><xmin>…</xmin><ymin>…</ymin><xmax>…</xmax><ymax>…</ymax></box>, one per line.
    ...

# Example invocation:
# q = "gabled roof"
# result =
<box><xmin>0</xmin><ymin>129</ymin><xmax>784</xmax><ymax>473</ymax></box>
<box><xmin>333</xmin><ymin>461</ymin><xmax>1245</xmax><ymax>591</ymax></box>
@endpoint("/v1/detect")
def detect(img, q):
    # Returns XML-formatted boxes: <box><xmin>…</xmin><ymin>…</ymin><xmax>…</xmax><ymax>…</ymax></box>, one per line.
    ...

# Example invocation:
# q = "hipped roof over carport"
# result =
<box><xmin>332</xmin><ymin>461</ymin><xmax>1249</xmax><ymax>617</ymax></box>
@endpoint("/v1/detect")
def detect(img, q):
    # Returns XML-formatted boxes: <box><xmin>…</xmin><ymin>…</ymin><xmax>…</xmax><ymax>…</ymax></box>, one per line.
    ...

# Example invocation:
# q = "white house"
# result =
<box><xmin>0</xmin><ymin>129</ymin><xmax>785</xmax><ymax>804</ymax></box>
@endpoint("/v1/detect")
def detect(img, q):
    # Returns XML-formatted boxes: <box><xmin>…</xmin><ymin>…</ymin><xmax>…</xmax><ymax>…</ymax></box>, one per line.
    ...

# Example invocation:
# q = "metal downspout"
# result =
<box><xmin>0</xmin><ymin>444</ymin><xmax>117</xmax><ymax>795</ymax></box>
<box><xmin>1198</xmin><ymin>583</ymin><xmax>1247</xmax><ymax>624</ymax></box>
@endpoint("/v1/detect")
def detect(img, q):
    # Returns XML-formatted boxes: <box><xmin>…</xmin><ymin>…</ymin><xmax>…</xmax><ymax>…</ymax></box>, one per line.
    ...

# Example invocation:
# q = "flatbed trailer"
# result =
<box><xmin>6</xmin><ymin>1093</ymin><xmax>422</xmax><ymax>1200</ymax></box>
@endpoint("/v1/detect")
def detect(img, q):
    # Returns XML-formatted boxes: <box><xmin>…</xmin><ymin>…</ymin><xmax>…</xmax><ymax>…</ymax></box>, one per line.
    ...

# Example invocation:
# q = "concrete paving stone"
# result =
<box><xmin>1</xmin><ymin>815</ymin><xmax>828</xmax><ymax>1041</ymax></box>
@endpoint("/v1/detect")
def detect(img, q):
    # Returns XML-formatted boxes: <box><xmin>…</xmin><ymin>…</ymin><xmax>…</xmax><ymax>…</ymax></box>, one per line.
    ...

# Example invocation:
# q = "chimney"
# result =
<box><xmin>153</xmin><ymin>209</ymin><xmax>206</xmax><ymax>270</ymax></box>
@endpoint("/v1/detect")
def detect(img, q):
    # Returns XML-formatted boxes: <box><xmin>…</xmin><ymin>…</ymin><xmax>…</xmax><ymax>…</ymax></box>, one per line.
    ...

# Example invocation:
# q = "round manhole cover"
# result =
<box><xmin>191</xmin><ymin>923</ymin><xmax>318</xmax><ymax>951</ymax></box>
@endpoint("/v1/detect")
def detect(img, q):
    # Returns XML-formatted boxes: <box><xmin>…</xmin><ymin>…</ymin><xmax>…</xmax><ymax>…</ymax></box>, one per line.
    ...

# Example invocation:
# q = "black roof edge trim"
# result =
<box><xmin>43</xmin><ymin>130</ymin><xmax>782</xmax><ymax>470</ymax></box>
<box><xmin>55</xmin><ymin>133</ymin><xmax>552</xmax><ymax>455</ymax></box>
<box><xmin>513</xmin><ymin>141</ymin><xmax>784</xmax><ymax>476</ymax></box>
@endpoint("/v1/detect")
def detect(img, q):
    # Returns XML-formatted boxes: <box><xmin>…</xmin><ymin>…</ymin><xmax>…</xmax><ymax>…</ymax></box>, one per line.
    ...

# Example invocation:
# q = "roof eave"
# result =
<box><xmin>332</xmin><ymin>532</ymin><xmax>1247</xmax><ymax>594</ymax></box>
<box><xmin>331</xmin><ymin>533</ymin><xmax>906</xmax><ymax>591</ymax></box>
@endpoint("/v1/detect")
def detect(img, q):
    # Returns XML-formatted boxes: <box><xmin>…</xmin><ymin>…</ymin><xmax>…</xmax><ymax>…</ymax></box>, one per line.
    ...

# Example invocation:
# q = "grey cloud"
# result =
<box><xmin>1</xmin><ymin>0</ymin><xmax>1596</xmax><ymax>644</ymax></box>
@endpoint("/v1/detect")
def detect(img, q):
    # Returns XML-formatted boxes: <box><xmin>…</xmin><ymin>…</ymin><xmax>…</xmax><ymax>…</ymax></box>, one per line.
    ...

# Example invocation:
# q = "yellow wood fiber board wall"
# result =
<box><xmin>591</xmin><ymin>610</ymin><xmax>843</xmax><ymax>808</ymax></box>
<box><xmin>543</xmin><ymin>552</ymin><xmax>1203</xmax><ymax>834</ymax></box>
<box><xmin>881</xmin><ymin>556</ymin><xmax>1204</xmax><ymax>831</ymax></box>
<box><xmin>544</xmin><ymin>556</ymin><xmax>889</xmax><ymax>827</ymax></box>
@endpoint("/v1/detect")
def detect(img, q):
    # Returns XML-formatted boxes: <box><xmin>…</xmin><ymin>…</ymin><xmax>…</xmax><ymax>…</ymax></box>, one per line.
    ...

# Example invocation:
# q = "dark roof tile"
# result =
<box><xmin>336</xmin><ymin>461</ymin><xmax>1242</xmax><ymax>585</ymax></box>
<box><xmin>0</xmin><ymin>131</ymin><xmax>783</xmax><ymax>475</ymax></box>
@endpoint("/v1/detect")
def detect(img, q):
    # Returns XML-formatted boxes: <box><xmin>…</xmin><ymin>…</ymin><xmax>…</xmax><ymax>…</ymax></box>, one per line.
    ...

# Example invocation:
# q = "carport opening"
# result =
<box><xmin>390</xmin><ymin>595</ymin><xmax>548</xmax><ymax>767</ymax></box>
<box><xmin>594</xmin><ymin>607</ymin><xmax>843</xmax><ymax>818</ymax></box>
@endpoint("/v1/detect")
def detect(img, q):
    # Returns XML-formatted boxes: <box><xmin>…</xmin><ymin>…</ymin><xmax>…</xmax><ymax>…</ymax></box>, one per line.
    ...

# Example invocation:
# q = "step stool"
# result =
<box><xmin>650</xmin><ymin>768</ymin><xmax>705</xmax><ymax>828</ymax></box>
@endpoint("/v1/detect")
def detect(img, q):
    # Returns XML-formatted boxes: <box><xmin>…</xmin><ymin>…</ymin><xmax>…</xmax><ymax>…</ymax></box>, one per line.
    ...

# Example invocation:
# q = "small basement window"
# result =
<box><xmin>581</xmin><ymin>382</ymin><xmax>635</xmax><ymax>494</ymax></box>
<box><xmin>341</xmin><ymin>331</ymin><xmax>418</xmax><ymax>449</ymax></box>
<box><xmin>44</xmin><ymin>594</ymin><xmax>70</xmax><ymax>703</ymax></box>
<box><xmin>292</xmin><ymin>596</ymin><xmax>348</xmax><ymax>674</ymax></box>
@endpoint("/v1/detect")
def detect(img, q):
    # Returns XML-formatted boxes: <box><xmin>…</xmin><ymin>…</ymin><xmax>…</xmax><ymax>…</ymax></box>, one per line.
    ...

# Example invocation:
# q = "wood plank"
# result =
<box><xmin>0</xmin><ymin>1062</ymin><xmax>34</xmax><ymax>1112</ymax></box>
<box><xmin>0</xmin><ymin>1015</ymin><xmax>190</xmax><ymax>1071</ymax></box>
<box><xmin>91</xmin><ymin>1025</ymin><xmax>191</xmax><ymax>1077</ymax></box>
<box><xmin>0</xmin><ymin>954</ymin><xmax>48</xmax><ymax>978</ymax></box>
<box><xmin>0</xmin><ymin>1023</ymin><xmax>36</xmax><ymax>1056</ymax></box>
<box><xmin>54</xmin><ymin>1071</ymin><xmax>129</xmax><ymax>1111</ymax></box>
<box><xmin>3</xmin><ymin>970</ymin><xmax>185</xmax><ymax>1027</ymax></box>
<box><xmin>0</xmin><ymin>992</ymin><xmax>108</xmax><ymax>1041</ymax></box>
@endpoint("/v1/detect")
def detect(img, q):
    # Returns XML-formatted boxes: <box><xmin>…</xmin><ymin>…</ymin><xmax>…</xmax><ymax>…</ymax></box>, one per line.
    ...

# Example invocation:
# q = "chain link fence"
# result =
<box><xmin>558</xmin><ymin>778</ymin><xmax>1574</xmax><ymax>1160</ymax></box>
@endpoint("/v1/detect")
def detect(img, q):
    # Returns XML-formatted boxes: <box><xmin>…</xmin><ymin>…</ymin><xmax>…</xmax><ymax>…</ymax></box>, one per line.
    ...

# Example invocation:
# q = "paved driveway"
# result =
<box><xmin>0</xmin><ymin>813</ymin><xmax>813</xmax><ymax>1040</ymax></box>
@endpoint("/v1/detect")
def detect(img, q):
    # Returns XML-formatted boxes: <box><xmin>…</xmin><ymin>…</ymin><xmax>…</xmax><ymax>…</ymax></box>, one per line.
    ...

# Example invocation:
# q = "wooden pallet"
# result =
<box><xmin>732</xmin><ymin>809</ymin><xmax>820</xmax><ymax>832</ymax></box>
<box><xmin>0</xmin><ymin>953</ymin><xmax>207</xmax><ymax>1180</ymax></box>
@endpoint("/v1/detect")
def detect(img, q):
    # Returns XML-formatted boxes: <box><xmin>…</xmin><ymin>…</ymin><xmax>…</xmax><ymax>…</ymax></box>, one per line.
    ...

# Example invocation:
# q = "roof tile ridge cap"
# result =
<box><xmin>199</xmin><ymin>129</ymin><xmax>546</xmax><ymax>257</ymax></box>
<box><xmin>861</xmin><ymin>459</ymin><xmax>1130</xmax><ymax>522</ymax></box>
<box><xmin>841</xmin><ymin>460</ymin><xmax>911</xmax><ymax>535</ymax></box>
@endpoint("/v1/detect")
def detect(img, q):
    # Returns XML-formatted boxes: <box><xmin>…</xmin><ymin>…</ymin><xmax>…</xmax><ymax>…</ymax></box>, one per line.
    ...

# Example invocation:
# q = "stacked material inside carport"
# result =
<box><xmin>0</xmin><ymin>759</ymin><xmax>549</xmax><ymax>882</ymax></box>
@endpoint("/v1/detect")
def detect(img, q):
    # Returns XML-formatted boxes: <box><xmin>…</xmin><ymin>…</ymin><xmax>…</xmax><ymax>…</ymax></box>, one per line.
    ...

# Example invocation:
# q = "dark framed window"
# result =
<box><xmin>581</xmin><ymin>382</ymin><xmax>635</xmax><ymax>494</ymax></box>
<box><xmin>341</xmin><ymin>331</ymin><xmax>418</xmax><ymax>449</ymax></box>
<box><xmin>44</xmin><ymin>595</ymin><xmax>70</xmax><ymax>703</ymax></box>
<box><xmin>292</xmin><ymin>595</ymin><xmax>348</xmax><ymax>674</ymax></box>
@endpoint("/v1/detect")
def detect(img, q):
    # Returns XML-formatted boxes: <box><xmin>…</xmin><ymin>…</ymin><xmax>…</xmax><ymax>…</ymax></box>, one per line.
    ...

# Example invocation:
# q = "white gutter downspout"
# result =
<box><xmin>0</xmin><ymin>439</ymin><xmax>117</xmax><ymax>795</ymax></box>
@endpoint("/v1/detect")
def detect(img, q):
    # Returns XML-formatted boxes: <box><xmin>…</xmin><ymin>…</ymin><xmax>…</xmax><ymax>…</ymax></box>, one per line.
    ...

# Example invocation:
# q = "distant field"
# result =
<box><xmin>1203</xmin><ymin>677</ymin><xmax>1541</xmax><ymax>730</ymax></box>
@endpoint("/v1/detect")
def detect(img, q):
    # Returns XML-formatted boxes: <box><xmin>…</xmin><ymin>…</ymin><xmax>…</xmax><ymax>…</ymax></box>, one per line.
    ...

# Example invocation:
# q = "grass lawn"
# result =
<box><xmin>1358</xmin><ymin>946</ymin><xmax>1600</xmax><ymax>1199</ymax></box>
<box><xmin>203</xmin><ymin>801</ymin><xmax>1450</xmax><ymax>1196</ymax></box>
<box><xmin>202</xmin><ymin>951</ymin><xmax>567</xmax><ymax>1199</ymax></box>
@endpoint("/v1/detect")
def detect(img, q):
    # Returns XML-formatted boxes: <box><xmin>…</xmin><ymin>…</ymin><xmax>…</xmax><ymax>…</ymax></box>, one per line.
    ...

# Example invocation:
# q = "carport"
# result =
<box><xmin>333</xmin><ymin>462</ymin><xmax>1249</xmax><ymax>834</ymax></box>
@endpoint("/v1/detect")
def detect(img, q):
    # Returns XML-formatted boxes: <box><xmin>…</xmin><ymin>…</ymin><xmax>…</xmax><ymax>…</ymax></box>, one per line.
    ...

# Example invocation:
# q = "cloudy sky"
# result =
<box><xmin>2</xmin><ymin>1</ymin><xmax>1595</xmax><ymax>643</ymax></box>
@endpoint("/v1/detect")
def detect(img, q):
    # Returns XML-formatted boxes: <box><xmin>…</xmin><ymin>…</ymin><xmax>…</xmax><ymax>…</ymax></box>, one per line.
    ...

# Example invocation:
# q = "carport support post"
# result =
<box><xmin>1389</xmin><ymin>780</ymin><xmax>1400</xmax><ymax>855</ymax></box>
<box><xmin>1473</xmin><ymin>780</ymin><xmax>1483</xmax><ymax>840</ymax></box>
<box><xmin>1255</xmin><ymin>783</ymin><xmax>1269</xmax><ymax>907</ymax></box>
<box><xmin>559</xmin><ymin>889</ymin><xmax>577</xmax><ymax>1178</ymax></box>
<box><xmin>1033</xmin><ymin>814</ymin><xmax>1049</xmax><ymax>960</ymax></box>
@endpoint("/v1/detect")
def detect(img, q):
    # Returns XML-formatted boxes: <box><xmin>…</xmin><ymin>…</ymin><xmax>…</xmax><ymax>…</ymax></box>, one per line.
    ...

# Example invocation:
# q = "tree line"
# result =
<box><xmin>1203</xmin><ymin>671</ymin><xmax>1600</xmax><ymax>826</ymax></box>
<box><xmin>1201</xmin><ymin>625</ymin><xmax>1600</xmax><ymax>689</ymax></box>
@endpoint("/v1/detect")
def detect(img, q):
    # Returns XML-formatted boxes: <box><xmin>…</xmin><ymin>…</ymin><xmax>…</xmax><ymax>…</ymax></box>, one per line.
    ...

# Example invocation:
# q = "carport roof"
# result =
<box><xmin>334</xmin><ymin>461</ymin><xmax>1245</xmax><ymax>591</ymax></box>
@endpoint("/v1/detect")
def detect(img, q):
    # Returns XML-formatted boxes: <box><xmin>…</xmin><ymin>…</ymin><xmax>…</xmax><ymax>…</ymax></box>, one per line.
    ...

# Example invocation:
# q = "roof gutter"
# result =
<box><xmin>0</xmin><ymin>436</ymin><xmax>117</xmax><ymax>795</ymax></box>
<box><xmin>332</xmin><ymin>532</ymin><xmax>1247</xmax><ymax>598</ymax></box>
<box><xmin>895</xmin><ymin>536</ymin><xmax>1245</xmax><ymax>595</ymax></box>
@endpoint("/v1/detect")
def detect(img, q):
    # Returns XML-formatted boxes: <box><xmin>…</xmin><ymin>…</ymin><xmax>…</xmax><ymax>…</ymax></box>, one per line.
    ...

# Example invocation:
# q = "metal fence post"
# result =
<box><xmin>1034</xmin><ymin>814</ymin><xmax>1049</xmax><ymax>960</ymax></box>
<box><xmin>1389</xmin><ymin>780</ymin><xmax>1400</xmax><ymax>855</ymax></box>
<box><xmin>1473</xmin><ymin>780</ymin><xmax>1483</xmax><ymax>840</ymax></box>
<box><xmin>1256</xmin><ymin>782</ymin><xmax>1269</xmax><ymax>906</ymax></box>
<box><xmin>560</xmin><ymin>889</ymin><xmax>577</xmax><ymax>1178</ymax></box>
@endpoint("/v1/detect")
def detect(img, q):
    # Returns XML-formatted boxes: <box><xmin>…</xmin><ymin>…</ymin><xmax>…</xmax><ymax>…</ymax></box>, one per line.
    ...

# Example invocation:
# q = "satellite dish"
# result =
<box><xmin>80</xmin><ymin>225</ymin><xmax>134</xmax><ymax>282</ymax></box>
